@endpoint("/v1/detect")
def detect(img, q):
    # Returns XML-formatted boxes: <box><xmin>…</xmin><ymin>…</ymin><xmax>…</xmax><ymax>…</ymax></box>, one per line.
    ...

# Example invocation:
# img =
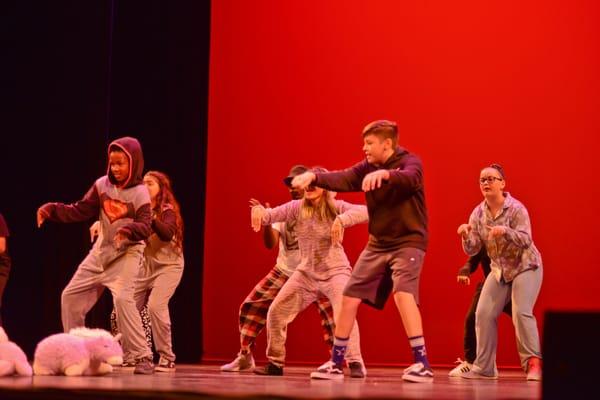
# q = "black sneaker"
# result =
<box><xmin>253</xmin><ymin>362</ymin><xmax>283</xmax><ymax>376</ymax></box>
<box><xmin>348</xmin><ymin>361</ymin><xmax>367</xmax><ymax>378</ymax></box>
<box><xmin>134</xmin><ymin>358</ymin><xmax>155</xmax><ymax>375</ymax></box>
<box><xmin>310</xmin><ymin>361</ymin><xmax>344</xmax><ymax>380</ymax></box>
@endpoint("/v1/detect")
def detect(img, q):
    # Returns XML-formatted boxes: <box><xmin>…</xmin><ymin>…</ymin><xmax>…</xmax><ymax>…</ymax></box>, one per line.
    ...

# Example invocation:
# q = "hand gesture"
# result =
<box><xmin>361</xmin><ymin>170</ymin><xmax>390</xmax><ymax>192</ymax></box>
<box><xmin>331</xmin><ymin>218</ymin><xmax>344</xmax><ymax>245</ymax></box>
<box><xmin>37</xmin><ymin>204</ymin><xmax>51</xmax><ymax>228</ymax></box>
<box><xmin>250</xmin><ymin>199</ymin><xmax>267</xmax><ymax>232</ymax></box>
<box><xmin>457</xmin><ymin>275</ymin><xmax>471</xmax><ymax>285</ymax></box>
<box><xmin>89</xmin><ymin>221</ymin><xmax>101</xmax><ymax>243</ymax></box>
<box><xmin>487</xmin><ymin>225</ymin><xmax>506</xmax><ymax>240</ymax></box>
<box><xmin>249</xmin><ymin>198</ymin><xmax>270</xmax><ymax>209</ymax></box>
<box><xmin>457</xmin><ymin>224</ymin><xmax>472</xmax><ymax>239</ymax></box>
<box><xmin>291</xmin><ymin>171</ymin><xmax>316</xmax><ymax>189</ymax></box>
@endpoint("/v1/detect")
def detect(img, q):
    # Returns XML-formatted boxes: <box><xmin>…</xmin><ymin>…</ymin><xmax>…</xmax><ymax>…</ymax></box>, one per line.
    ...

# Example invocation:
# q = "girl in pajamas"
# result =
<box><xmin>250</xmin><ymin>167</ymin><xmax>368</xmax><ymax>378</ymax></box>
<box><xmin>221</xmin><ymin>164</ymin><xmax>336</xmax><ymax>373</ymax></box>
<box><xmin>118</xmin><ymin>171</ymin><xmax>184</xmax><ymax>372</ymax></box>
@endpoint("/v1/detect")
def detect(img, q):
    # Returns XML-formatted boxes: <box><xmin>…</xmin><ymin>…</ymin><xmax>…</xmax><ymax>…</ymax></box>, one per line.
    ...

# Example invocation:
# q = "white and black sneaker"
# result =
<box><xmin>448</xmin><ymin>358</ymin><xmax>472</xmax><ymax>377</ymax></box>
<box><xmin>402</xmin><ymin>362</ymin><xmax>434</xmax><ymax>383</ymax></box>
<box><xmin>461</xmin><ymin>370</ymin><xmax>498</xmax><ymax>380</ymax></box>
<box><xmin>310</xmin><ymin>361</ymin><xmax>344</xmax><ymax>380</ymax></box>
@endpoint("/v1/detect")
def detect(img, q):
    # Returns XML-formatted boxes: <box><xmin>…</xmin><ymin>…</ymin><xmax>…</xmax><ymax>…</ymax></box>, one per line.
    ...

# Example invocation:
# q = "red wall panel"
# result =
<box><xmin>204</xmin><ymin>0</ymin><xmax>600</xmax><ymax>366</ymax></box>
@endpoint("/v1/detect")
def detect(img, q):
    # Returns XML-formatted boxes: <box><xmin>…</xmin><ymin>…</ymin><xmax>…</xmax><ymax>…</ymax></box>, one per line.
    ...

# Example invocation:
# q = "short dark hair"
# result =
<box><xmin>362</xmin><ymin>120</ymin><xmax>398</xmax><ymax>147</ymax></box>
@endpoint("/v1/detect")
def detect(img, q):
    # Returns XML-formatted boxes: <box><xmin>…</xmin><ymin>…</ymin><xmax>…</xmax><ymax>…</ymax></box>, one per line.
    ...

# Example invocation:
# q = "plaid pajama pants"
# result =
<box><xmin>239</xmin><ymin>266</ymin><xmax>335</xmax><ymax>352</ymax></box>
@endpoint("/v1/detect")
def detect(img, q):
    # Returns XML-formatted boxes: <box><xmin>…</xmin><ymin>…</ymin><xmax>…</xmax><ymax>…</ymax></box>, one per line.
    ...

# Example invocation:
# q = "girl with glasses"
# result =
<box><xmin>457</xmin><ymin>164</ymin><xmax>543</xmax><ymax>381</ymax></box>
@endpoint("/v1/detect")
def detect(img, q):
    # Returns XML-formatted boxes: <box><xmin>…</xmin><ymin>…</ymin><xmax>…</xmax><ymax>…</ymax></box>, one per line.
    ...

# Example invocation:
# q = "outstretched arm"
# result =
<box><xmin>290</xmin><ymin>171</ymin><xmax>316</xmax><ymax>190</ymax></box>
<box><xmin>361</xmin><ymin>155</ymin><xmax>424</xmax><ymax>193</ymax></box>
<box><xmin>37</xmin><ymin>184</ymin><xmax>100</xmax><ymax>227</ymax></box>
<box><xmin>250</xmin><ymin>199</ymin><xmax>300</xmax><ymax>232</ymax></box>
<box><xmin>335</xmin><ymin>200</ymin><xmax>369</xmax><ymax>227</ymax></box>
<box><xmin>249</xmin><ymin>198</ymin><xmax>279</xmax><ymax>249</ymax></box>
<box><xmin>292</xmin><ymin>162</ymin><xmax>366</xmax><ymax>193</ymax></box>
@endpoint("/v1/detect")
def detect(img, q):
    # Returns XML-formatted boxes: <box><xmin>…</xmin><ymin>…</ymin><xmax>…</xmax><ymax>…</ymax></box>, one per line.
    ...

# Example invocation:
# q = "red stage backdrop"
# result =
<box><xmin>204</xmin><ymin>1</ymin><xmax>600</xmax><ymax>367</ymax></box>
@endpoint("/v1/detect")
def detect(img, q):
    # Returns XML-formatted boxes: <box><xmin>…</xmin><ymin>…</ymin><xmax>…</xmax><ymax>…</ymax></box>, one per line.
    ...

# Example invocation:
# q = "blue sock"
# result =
<box><xmin>409</xmin><ymin>335</ymin><xmax>430</xmax><ymax>368</ymax></box>
<box><xmin>331</xmin><ymin>336</ymin><xmax>349</xmax><ymax>367</ymax></box>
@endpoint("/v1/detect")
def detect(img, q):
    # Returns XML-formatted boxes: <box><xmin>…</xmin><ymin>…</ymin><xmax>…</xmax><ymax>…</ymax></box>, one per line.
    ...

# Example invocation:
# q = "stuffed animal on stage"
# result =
<box><xmin>0</xmin><ymin>326</ymin><xmax>33</xmax><ymax>377</ymax></box>
<box><xmin>33</xmin><ymin>327</ymin><xmax>123</xmax><ymax>376</ymax></box>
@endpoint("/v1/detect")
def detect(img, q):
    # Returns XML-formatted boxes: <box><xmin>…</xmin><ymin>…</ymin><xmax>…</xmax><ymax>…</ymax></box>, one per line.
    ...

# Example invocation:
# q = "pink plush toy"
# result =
<box><xmin>33</xmin><ymin>327</ymin><xmax>123</xmax><ymax>376</ymax></box>
<box><xmin>0</xmin><ymin>326</ymin><xmax>33</xmax><ymax>377</ymax></box>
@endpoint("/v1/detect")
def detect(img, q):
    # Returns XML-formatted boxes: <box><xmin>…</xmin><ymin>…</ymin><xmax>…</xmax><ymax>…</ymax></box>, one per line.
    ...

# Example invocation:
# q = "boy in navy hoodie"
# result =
<box><xmin>37</xmin><ymin>136</ymin><xmax>155</xmax><ymax>374</ymax></box>
<box><xmin>293</xmin><ymin>120</ymin><xmax>433</xmax><ymax>382</ymax></box>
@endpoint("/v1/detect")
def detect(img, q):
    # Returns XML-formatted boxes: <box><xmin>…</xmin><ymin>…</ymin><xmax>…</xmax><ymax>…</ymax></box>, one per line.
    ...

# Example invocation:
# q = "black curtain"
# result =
<box><xmin>1</xmin><ymin>0</ymin><xmax>209</xmax><ymax>363</ymax></box>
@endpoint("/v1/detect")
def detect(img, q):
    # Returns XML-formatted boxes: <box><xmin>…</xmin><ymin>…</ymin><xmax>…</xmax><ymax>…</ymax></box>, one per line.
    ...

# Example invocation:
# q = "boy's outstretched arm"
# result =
<box><xmin>37</xmin><ymin>184</ymin><xmax>100</xmax><ymax>227</ymax></box>
<box><xmin>292</xmin><ymin>163</ymin><xmax>365</xmax><ymax>193</ymax></box>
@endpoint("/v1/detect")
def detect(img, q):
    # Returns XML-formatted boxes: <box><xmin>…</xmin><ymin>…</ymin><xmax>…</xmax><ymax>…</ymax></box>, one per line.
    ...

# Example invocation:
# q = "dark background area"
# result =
<box><xmin>1</xmin><ymin>0</ymin><xmax>209</xmax><ymax>362</ymax></box>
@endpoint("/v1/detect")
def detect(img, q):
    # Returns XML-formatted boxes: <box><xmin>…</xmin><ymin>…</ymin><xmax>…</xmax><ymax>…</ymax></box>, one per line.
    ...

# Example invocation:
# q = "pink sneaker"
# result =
<box><xmin>526</xmin><ymin>357</ymin><xmax>542</xmax><ymax>381</ymax></box>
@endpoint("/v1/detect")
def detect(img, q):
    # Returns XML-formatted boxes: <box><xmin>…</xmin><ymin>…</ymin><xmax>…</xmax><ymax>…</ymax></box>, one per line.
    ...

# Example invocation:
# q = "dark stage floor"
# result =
<box><xmin>0</xmin><ymin>364</ymin><xmax>541</xmax><ymax>400</ymax></box>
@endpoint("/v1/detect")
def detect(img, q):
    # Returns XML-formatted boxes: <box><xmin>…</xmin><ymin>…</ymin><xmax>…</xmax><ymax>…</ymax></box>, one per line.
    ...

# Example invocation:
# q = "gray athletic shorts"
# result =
<box><xmin>343</xmin><ymin>247</ymin><xmax>425</xmax><ymax>309</ymax></box>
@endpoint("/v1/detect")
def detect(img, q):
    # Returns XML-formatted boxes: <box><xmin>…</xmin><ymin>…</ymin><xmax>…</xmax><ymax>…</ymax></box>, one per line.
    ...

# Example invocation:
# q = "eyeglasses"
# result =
<box><xmin>479</xmin><ymin>176</ymin><xmax>503</xmax><ymax>184</ymax></box>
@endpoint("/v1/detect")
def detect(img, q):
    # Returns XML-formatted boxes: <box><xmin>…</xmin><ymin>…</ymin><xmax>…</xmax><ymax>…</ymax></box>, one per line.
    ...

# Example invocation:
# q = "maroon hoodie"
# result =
<box><xmin>40</xmin><ymin>137</ymin><xmax>152</xmax><ymax>265</ymax></box>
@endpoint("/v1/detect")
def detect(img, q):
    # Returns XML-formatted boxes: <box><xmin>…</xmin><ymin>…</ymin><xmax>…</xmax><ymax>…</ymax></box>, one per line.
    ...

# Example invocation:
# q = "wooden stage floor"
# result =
<box><xmin>0</xmin><ymin>364</ymin><xmax>541</xmax><ymax>400</ymax></box>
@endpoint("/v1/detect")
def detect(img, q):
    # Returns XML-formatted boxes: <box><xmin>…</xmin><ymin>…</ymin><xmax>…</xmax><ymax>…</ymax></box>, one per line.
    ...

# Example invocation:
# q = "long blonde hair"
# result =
<box><xmin>300</xmin><ymin>167</ymin><xmax>338</xmax><ymax>222</ymax></box>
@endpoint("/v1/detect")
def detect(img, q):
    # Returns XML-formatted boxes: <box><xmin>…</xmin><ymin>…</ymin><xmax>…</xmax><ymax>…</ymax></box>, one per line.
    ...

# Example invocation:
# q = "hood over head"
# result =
<box><xmin>107</xmin><ymin>136</ymin><xmax>145</xmax><ymax>188</ymax></box>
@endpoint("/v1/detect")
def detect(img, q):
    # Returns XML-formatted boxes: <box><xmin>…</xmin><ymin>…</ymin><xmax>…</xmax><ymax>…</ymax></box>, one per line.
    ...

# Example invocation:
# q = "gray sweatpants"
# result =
<box><xmin>60</xmin><ymin>244</ymin><xmax>152</xmax><ymax>361</ymax></box>
<box><xmin>131</xmin><ymin>256</ymin><xmax>184</xmax><ymax>363</ymax></box>
<box><xmin>266</xmin><ymin>270</ymin><xmax>363</xmax><ymax>367</ymax></box>
<box><xmin>473</xmin><ymin>267</ymin><xmax>543</xmax><ymax>375</ymax></box>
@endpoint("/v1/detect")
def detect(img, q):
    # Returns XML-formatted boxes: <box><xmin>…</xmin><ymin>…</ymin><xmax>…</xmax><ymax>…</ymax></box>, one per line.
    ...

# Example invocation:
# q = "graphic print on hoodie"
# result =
<box><xmin>42</xmin><ymin>137</ymin><xmax>152</xmax><ymax>266</ymax></box>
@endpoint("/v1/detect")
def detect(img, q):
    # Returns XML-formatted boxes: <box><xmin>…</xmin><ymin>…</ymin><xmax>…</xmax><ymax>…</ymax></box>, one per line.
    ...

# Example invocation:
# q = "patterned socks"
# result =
<box><xmin>331</xmin><ymin>335</ymin><xmax>430</xmax><ymax>369</ymax></box>
<box><xmin>409</xmin><ymin>335</ymin><xmax>430</xmax><ymax>368</ymax></box>
<box><xmin>331</xmin><ymin>336</ymin><xmax>349</xmax><ymax>367</ymax></box>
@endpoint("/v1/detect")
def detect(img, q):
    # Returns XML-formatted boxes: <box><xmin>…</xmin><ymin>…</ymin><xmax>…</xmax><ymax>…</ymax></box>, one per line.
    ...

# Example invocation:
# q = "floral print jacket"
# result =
<box><xmin>462</xmin><ymin>193</ymin><xmax>542</xmax><ymax>283</ymax></box>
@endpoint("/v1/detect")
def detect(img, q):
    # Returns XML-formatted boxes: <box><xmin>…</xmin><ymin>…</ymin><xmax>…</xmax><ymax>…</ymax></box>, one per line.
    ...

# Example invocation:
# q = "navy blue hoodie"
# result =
<box><xmin>313</xmin><ymin>147</ymin><xmax>428</xmax><ymax>252</ymax></box>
